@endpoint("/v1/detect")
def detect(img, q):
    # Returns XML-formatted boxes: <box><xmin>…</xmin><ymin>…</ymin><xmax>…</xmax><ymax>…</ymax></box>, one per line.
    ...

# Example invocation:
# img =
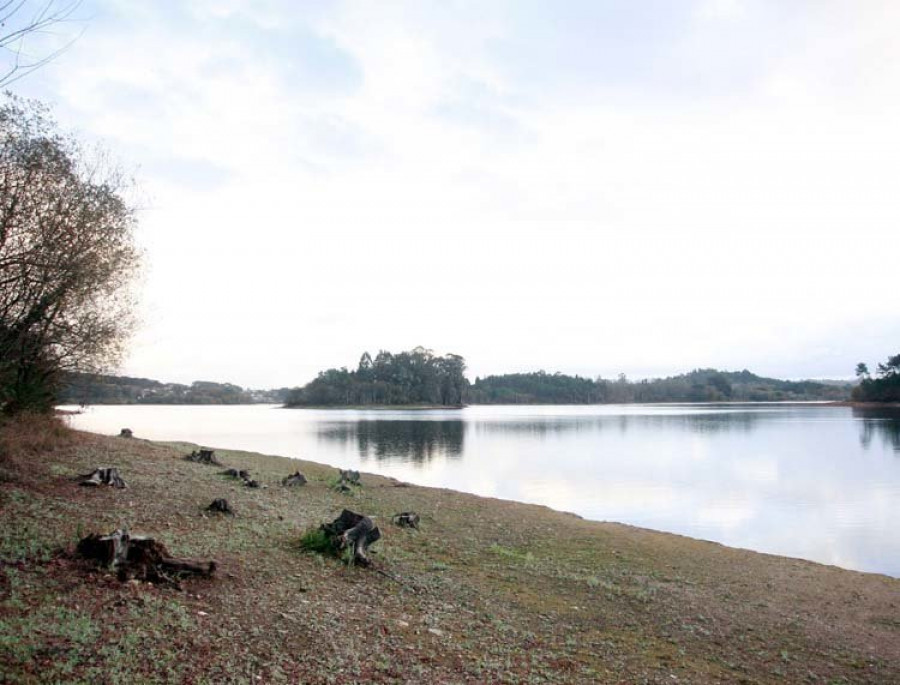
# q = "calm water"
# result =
<box><xmin>62</xmin><ymin>403</ymin><xmax>900</xmax><ymax>576</ymax></box>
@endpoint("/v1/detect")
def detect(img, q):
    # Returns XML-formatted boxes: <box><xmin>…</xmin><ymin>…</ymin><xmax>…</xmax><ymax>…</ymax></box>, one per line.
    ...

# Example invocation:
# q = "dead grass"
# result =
<box><xmin>1</xmin><ymin>423</ymin><xmax>899</xmax><ymax>683</ymax></box>
<box><xmin>0</xmin><ymin>413</ymin><xmax>75</xmax><ymax>482</ymax></box>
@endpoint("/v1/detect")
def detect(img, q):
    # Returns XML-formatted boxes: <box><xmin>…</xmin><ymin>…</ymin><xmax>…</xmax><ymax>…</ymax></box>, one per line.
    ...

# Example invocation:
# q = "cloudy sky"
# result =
<box><xmin>9</xmin><ymin>0</ymin><xmax>900</xmax><ymax>387</ymax></box>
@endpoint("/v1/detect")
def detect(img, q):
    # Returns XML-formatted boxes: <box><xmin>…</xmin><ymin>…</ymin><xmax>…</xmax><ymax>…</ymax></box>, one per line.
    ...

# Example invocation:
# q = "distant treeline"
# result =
<box><xmin>284</xmin><ymin>348</ymin><xmax>851</xmax><ymax>407</ymax></box>
<box><xmin>470</xmin><ymin>369</ymin><xmax>850</xmax><ymax>404</ymax></box>
<box><xmin>59</xmin><ymin>373</ymin><xmax>290</xmax><ymax>405</ymax></box>
<box><xmin>61</xmin><ymin>353</ymin><xmax>856</xmax><ymax>407</ymax></box>
<box><xmin>285</xmin><ymin>347</ymin><xmax>466</xmax><ymax>407</ymax></box>
<box><xmin>853</xmin><ymin>354</ymin><xmax>900</xmax><ymax>403</ymax></box>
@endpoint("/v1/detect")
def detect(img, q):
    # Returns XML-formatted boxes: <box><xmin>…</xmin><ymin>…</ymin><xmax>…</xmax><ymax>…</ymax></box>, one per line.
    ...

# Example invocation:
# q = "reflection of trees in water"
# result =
<box><xmin>854</xmin><ymin>407</ymin><xmax>900</xmax><ymax>452</ymax></box>
<box><xmin>474</xmin><ymin>411</ymin><xmax>765</xmax><ymax>437</ymax></box>
<box><xmin>318</xmin><ymin>410</ymin><xmax>779</xmax><ymax>462</ymax></box>
<box><xmin>318</xmin><ymin>420</ymin><xmax>464</xmax><ymax>463</ymax></box>
<box><xmin>473</xmin><ymin>417</ymin><xmax>600</xmax><ymax>436</ymax></box>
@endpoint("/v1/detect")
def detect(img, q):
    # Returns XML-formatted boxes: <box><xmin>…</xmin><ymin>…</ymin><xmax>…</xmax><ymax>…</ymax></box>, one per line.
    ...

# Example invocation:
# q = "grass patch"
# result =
<box><xmin>0</xmin><ymin>413</ymin><xmax>73</xmax><ymax>481</ymax></box>
<box><xmin>298</xmin><ymin>527</ymin><xmax>333</xmax><ymax>554</ymax></box>
<box><xmin>489</xmin><ymin>544</ymin><xmax>534</xmax><ymax>563</ymax></box>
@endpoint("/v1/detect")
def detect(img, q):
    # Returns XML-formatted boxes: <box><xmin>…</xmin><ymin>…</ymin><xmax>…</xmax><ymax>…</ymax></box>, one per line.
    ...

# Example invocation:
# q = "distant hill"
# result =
<box><xmin>58</xmin><ymin>373</ymin><xmax>290</xmax><ymax>405</ymax></box>
<box><xmin>60</xmin><ymin>364</ymin><xmax>852</xmax><ymax>407</ymax></box>
<box><xmin>283</xmin><ymin>349</ymin><xmax>852</xmax><ymax>407</ymax></box>
<box><xmin>470</xmin><ymin>368</ymin><xmax>852</xmax><ymax>404</ymax></box>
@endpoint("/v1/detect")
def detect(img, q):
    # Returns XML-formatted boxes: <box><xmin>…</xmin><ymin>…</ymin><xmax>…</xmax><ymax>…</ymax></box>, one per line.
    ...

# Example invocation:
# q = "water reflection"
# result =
<box><xmin>318</xmin><ymin>420</ymin><xmax>465</xmax><ymax>463</ymax></box>
<box><xmin>472</xmin><ymin>410</ymin><xmax>766</xmax><ymax>436</ymax></box>
<box><xmin>318</xmin><ymin>410</ymin><xmax>780</xmax><ymax>462</ymax></box>
<box><xmin>855</xmin><ymin>407</ymin><xmax>900</xmax><ymax>452</ymax></box>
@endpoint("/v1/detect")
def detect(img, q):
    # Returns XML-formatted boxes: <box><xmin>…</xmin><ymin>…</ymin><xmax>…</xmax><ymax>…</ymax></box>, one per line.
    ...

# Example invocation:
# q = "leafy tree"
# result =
<box><xmin>853</xmin><ymin>354</ymin><xmax>900</xmax><ymax>403</ymax></box>
<box><xmin>0</xmin><ymin>96</ymin><xmax>139</xmax><ymax>414</ymax></box>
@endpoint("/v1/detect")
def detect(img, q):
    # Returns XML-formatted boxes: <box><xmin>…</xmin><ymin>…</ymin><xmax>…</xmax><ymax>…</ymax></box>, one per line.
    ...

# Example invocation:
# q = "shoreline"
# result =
<box><xmin>283</xmin><ymin>403</ymin><xmax>466</xmax><ymax>410</ymax></box>
<box><xmin>115</xmin><ymin>434</ymin><xmax>900</xmax><ymax>581</ymax></box>
<box><xmin>3</xmin><ymin>422</ymin><xmax>899</xmax><ymax>681</ymax></box>
<box><xmin>826</xmin><ymin>400</ymin><xmax>900</xmax><ymax>408</ymax></box>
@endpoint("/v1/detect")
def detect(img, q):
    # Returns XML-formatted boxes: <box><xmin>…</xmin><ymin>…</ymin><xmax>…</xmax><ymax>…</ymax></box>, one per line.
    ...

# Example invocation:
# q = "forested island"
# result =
<box><xmin>283</xmin><ymin>347</ymin><xmax>851</xmax><ymax>407</ymax></box>
<box><xmin>285</xmin><ymin>347</ymin><xmax>467</xmax><ymax>407</ymax></box>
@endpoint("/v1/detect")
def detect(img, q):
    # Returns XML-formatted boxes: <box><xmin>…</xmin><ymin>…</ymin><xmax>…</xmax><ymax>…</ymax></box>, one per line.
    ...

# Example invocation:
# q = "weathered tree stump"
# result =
<box><xmin>282</xmin><ymin>471</ymin><xmax>307</xmax><ymax>487</ymax></box>
<box><xmin>321</xmin><ymin>509</ymin><xmax>381</xmax><ymax>566</ymax></box>
<box><xmin>79</xmin><ymin>467</ymin><xmax>127</xmax><ymax>489</ymax></box>
<box><xmin>207</xmin><ymin>498</ymin><xmax>234</xmax><ymax>515</ymax></box>
<box><xmin>392</xmin><ymin>512</ymin><xmax>420</xmax><ymax>529</ymax></box>
<box><xmin>119</xmin><ymin>428</ymin><xmax>133</xmax><ymax>438</ymax></box>
<box><xmin>219</xmin><ymin>468</ymin><xmax>260</xmax><ymax>488</ymax></box>
<box><xmin>333</xmin><ymin>469</ymin><xmax>361</xmax><ymax>493</ymax></box>
<box><xmin>77</xmin><ymin>529</ymin><xmax>216</xmax><ymax>584</ymax></box>
<box><xmin>339</xmin><ymin>469</ymin><xmax>360</xmax><ymax>485</ymax></box>
<box><xmin>185</xmin><ymin>448</ymin><xmax>221</xmax><ymax>466</ymax></box>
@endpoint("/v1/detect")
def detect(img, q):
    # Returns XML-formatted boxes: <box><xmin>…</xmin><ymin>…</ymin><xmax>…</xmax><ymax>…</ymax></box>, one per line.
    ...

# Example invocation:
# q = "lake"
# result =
<box><xmin>62</xmin><ymin>403</ymin><xmax>900</xmax><ymax>577</ymax></box>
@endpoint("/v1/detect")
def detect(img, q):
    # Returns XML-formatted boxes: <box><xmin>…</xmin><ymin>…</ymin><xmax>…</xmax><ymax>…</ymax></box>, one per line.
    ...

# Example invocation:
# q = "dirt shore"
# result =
<box><xmin>1</xmin><ymin>419</ymin><xmax>898</xmax><ymax>683</ymax></box>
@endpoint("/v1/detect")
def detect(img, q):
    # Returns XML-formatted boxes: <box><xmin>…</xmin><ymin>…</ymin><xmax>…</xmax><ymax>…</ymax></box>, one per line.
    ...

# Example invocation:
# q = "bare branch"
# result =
<box><xmin>0</xmin><ymin>0</ymin><xmax>83</xmax><ymax>86</ymax></box>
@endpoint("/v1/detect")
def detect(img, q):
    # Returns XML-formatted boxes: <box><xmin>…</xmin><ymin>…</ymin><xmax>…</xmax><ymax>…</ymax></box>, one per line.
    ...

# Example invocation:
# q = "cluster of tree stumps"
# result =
<box><xmin>333</xmin><ymin>469</ymin><xmax>361</xmax><ymax>493</ymax></box>
<box><xmin>79</xmin><ymin>467</ymin><xmax>127</xmax><ymax>489</ymax></box>
<box><xmin>392</xmin><ymin>512</ymin><xmax>420</xmax><ymax>529</ymax></box>
<box><xmin>185</xmin><ymin>448</ymin><xmax>221</xmax><ymax>466</ymax></box>
<box><xmin>74</xmin><ymin>444</ymin><xmax>423</xmax><ymax>588</ymax></box>
<box><xmin>221</xmin><ymin>467</ymin><xmax>260</xmax><ymax>488</ymax></box>
<box><xmin>207</xmin><ymin>498</ymin><xmax>235</xmax><ymax>516</ymax></box>
<box><xmin>319</xmin><ymin>509</ymin><xmax>381</xmax><ymax>567</ymax></box>
<box><xmin>282</xmin><ymin>471</ymin><xmax>307</xmax><ymax>487</ymax></box>
<box><xmin>77</xmin><ymin>529</ymin><xmax>215</xmax><ymax>586</ymax></box>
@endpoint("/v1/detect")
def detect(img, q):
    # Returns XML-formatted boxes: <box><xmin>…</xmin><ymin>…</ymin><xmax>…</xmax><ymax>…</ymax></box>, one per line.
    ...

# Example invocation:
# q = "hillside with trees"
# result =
<box><xmin>58</xmin><ymin>373</ymin><xmax>289</xmax><ymax>405</ymax></box>
<box><xmin>283</xmin><ymin>350</ymin><xmax>850</xmax><ymax>408</ymax></box>
<box><xmin>853</xmin><ymin>354</ymin><xmax>900</xmax><ymax>402</ymax></box>
<box><xmin>468</xmin><ymin>372</ymin><xmax>604</xmax><ymax>404</ymax></box>
<box><xmin>470</xmin><ymin>368</ymin><xmax>850</xmax><ymax>404</ymax></box>
<box><xmin>285</xmin><ymin>347</ymin><xmax>467</xmax><ymax>407</ymax></box>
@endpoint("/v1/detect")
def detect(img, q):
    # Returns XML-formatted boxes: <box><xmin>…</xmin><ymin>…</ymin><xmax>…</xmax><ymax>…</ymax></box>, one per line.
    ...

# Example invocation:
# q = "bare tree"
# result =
<box><xmin>0</xmin><ymin>95</ymin><xmax>139</xmax><ymax>414</ymax></box>
<box><xmin>1</xmin><ymin>0</ymin><xmax>83</xmax><ymax>87</ymax></box>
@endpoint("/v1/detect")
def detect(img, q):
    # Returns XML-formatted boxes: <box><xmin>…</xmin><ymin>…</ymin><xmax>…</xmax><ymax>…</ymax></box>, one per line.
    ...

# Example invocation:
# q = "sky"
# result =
<box><xmin>7</xmin><ymin>0</ymin><xmax>900</xmax><ymax>387</ymax></box>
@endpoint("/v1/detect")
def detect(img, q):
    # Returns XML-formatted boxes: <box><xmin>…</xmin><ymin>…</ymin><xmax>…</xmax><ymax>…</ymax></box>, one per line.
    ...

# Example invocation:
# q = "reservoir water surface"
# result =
<box><xmin>63</xmin><ymin>403</ymin><xmax>900</xmax><ymax>576</ymax></box>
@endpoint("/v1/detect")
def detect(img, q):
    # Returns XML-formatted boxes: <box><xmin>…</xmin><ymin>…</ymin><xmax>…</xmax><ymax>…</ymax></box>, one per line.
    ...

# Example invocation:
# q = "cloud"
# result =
<box><xmin>10</xmin><ymin>0</ymin><xmax>900</xmax><ymax>386</ymax></box>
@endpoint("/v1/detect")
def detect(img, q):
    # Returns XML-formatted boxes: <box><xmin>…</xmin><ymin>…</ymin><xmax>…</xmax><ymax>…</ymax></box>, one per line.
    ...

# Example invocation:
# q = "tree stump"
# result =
<box><xmin>207</xmin><ymin>498</ymin><xmax>234</xmax><ymax>515</ymax></box>
<box><xmin>321</xmin><ymin>509</ymin><xmax>381</xmax><ymax>567</ymax></box>
<box><xmin>339</xmin><ymin>469</ymin><xmax>361</xmax><ymax>485</ymax></box>
<box><xmin>333</xmin><ymin>469</ymin><xmax>361</xmax><ymax>492</ymax></box>
<box><xmin>392</xmin><ymin>512</ymin><xmax>420</xmax><ymax>529</ymax></box>
<box><xmin>282</xmin><ymin>471</ymin><xmax>307</xmax><ymax>487</ymax></box>
<box><xmin>79</xmin><ymin>467</ymin><xmax>127</xmax><ymax>489</ymax></box>
<box><xmin>185</xmin><ymin>448</ymin><xmax>221</xmax><ymax>466</ymax></box>
<box><xmin>77</xmin><ymin>529</ymin><xmax>216</xmax><ymax>584</ymax></box>
<box><xmin>119</xmin><ymin>428</ymin><xmax>133</xmax><ymax>438</ymax></box>
<box><xmin>220</xmin><ymin>468</ymin><xmax>260</xmax><ymax>488</ymax></box>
